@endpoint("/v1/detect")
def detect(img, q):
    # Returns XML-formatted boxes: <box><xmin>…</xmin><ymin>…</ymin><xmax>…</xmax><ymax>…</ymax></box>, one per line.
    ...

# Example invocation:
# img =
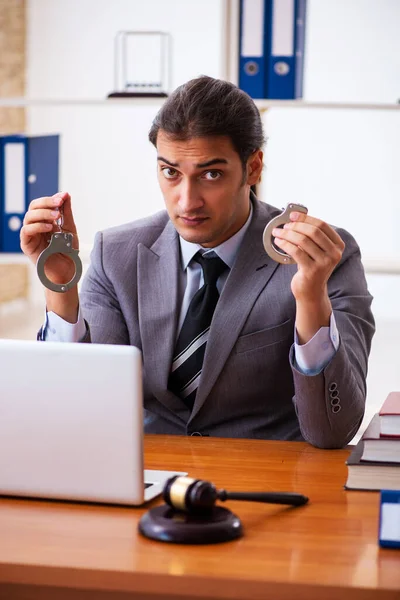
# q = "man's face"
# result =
<box><xmin>156</xmin><ymin>131</ymin><xmax>263</xmax><ymax>248</ymax></box>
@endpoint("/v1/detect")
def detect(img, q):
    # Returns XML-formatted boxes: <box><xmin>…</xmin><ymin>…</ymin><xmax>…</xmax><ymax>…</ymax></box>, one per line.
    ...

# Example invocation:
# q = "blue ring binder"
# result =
<box><xmin>238</xmin><ymin>0</ymin><xmax>307</xmax><ymax>100</ymax></box>
<box><xmin>0</xmin><ymin>134</ymin><xmax>59</xmax><ymax>253</ymax></box>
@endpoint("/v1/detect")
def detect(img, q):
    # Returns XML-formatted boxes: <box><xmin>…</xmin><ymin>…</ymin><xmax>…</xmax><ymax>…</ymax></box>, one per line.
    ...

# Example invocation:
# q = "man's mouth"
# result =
<box><xmin>179</xmin><ymin>216</ymin><xmax>208</xmax><ymax>226</ymax></box>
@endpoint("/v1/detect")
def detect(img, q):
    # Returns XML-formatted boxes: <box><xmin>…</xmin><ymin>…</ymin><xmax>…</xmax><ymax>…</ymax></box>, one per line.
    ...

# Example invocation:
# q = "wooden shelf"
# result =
<box><xmin>0</xmin><ymin>253</ymin><xmax>30</xmax><ymax>264</ymax></box>
<box><xmin>255</xmin><ymin>100</ymin><xmax>400</xmax><ymax>112</ymax></box>
<box><xmin>0</xmin><ymin>97</ymin><xmax>165</xmax><ymax>107</ymax></box>
<box><xmin>0</xmin><ymin>97</ymin><xmax>399</xmax><ymax>111</ymax></box>
<box><xmin>362</xmin><ymin>258</ymin><xmax>400</xmax><ymax>275</ymax></box>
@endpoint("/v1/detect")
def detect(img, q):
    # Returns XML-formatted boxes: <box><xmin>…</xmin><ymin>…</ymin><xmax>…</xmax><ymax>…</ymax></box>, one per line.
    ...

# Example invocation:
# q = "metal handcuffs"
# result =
<box><xmin>36</xmin><ymin>208</ymin><xmax>82</xmax><ymax>293</ymax></box>
<box><xmin>262</xmin><ymin>203</ymin><xmax>308</xmax><ymax>264</ymax></box>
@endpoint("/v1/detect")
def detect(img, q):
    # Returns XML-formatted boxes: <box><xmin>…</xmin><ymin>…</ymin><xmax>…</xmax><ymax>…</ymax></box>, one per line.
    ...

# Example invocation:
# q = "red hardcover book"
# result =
<box><xmin>379</xmin><ymin>392</ymin><xmax>400</xmax><ymax>437</ymax></box>
<box><xmin>361</xmin><ymin>414</ymin><xmax>400</xmax><ymax>463</ymax></box>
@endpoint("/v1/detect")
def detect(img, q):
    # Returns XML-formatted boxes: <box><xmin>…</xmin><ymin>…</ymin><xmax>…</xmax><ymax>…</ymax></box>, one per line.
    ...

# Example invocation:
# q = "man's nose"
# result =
<box><xmin>178</xmin><ymin>180</ymin><xmax>203</xmax><ymax>213</ymax></box>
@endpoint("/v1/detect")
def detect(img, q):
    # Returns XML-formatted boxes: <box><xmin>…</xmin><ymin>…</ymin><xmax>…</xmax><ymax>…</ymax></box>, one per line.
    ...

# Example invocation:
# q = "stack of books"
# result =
<box><xmin>345</xmin><ymin>392</ymin><xmax>400</xmax><ymax>491</ymax></box>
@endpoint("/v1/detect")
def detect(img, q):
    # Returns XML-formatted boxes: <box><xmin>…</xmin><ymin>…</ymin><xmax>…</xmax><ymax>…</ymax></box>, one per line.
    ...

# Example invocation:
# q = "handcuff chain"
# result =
<box><xmin>55</xmin><ymin>204</ymin><xmax>64</xmax><ymax>233</ymax></box>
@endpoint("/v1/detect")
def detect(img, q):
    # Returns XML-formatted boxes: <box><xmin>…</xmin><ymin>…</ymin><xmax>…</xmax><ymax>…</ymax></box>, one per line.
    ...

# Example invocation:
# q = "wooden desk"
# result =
<box><xmin>0</xmin><ymin>436</ymin><xmax>399</xmax><ymax>600</ymax></box>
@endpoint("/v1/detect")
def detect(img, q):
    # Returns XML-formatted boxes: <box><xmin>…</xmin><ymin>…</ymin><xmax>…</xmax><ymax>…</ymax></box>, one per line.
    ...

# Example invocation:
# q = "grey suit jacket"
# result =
<box><xmin>80</xmin><ymin>198</ymin><xmax>375</xmax><ymax>448</ymax></box>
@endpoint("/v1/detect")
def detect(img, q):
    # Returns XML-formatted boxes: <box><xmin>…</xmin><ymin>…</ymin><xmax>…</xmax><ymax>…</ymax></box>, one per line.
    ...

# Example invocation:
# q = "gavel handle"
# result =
<box><xmin>218</xmin><ymin>490</ymin><xmax>309</xmax><ymax>506</ymax></box>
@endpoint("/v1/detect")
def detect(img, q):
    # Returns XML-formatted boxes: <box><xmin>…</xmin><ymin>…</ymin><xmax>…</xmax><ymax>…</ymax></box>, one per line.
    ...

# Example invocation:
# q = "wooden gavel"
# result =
<box><xmin>163</xmin><ymin>475</ymin><xmax>309</xmax><ymax>513</ymax></box>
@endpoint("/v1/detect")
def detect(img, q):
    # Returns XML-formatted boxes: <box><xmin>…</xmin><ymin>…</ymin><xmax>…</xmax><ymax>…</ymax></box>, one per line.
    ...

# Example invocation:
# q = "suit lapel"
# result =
<box><xmin>190</xmin><ymin>200</ymin><xmax>280</xmax><ymax>419</ymax></box>
<box><xmin>138</xmin><ymin>221</ymin><xmax>190</xmax><ymax>418</ymax></box>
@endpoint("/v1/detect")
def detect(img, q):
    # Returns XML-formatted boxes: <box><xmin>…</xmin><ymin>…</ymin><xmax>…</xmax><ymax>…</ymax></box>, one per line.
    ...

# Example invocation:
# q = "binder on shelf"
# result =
<box><xmin>266</xmin><ymin>0</ymin><xmax>307</xmax><ymax>100</ymax></box>
<box><xmin>0</xmin><ymin>134</ymin><xmax>59</xmax><ymax>253</ymax></box>
<box><xmin>239</xmin><ymin>0</ymin><xmax>267</xmax><ymax>99</ymax></box>
<box><xmin>238</xmin><ymin>0</ymin><xmax>307</xmax><ymax>100</ymax></box>
<box><xmin>379</xmin><ymin>489</ymin><xmax>400</xmax><ymax>549</ymax></box>
<box><xmin>0</xmin><ymin>136</ymin><xmax>27</xmax><ymax>254</ymax></box>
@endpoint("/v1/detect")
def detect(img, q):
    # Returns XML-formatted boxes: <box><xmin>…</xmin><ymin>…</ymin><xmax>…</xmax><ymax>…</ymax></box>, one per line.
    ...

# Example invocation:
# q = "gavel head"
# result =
<box><xmin>162</xmin><ymin>475</ymin><xmax>218</xmax><ymax>513</ymax></box>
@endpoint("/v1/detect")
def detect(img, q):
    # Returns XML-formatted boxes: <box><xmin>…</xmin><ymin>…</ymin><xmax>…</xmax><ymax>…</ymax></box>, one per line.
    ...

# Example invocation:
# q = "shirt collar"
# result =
<box><xmin>179</xmin><ymin>202</ymin><xmax>253</xmax><ymax>270</ymax></box>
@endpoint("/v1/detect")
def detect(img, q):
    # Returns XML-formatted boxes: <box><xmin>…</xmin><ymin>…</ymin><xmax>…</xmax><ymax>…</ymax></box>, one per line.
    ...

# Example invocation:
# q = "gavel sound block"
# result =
<box><xmin>138</xmin><ymin>476</ymin><xmax>309</xmax><ymax>544</ymax></box>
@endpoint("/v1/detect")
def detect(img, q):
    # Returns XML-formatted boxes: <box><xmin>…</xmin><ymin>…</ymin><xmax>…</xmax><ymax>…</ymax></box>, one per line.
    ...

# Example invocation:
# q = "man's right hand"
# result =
<box><xmin>20</xmin><ymin>191</ymin><xmax>80</xmax><ymax>323</ymax></box>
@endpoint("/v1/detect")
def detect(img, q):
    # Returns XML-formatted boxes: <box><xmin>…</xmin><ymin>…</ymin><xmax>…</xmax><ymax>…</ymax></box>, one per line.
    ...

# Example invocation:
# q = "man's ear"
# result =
<box><xmin>246</xmin><ymin>150</ymin><xmax>264</xmax><ymax>185</ymax></box>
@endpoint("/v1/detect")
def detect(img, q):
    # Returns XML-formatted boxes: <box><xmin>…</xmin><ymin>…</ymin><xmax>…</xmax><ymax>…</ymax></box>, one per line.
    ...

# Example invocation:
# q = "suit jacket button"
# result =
<box><xmin>190</xmin><ymin>431</ymin><xmax>202</xmax><ymax>436</ymax></box>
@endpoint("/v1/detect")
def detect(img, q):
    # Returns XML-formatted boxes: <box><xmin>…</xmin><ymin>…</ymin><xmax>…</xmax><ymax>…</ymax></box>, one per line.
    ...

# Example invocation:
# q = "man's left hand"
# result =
<box><xmin>272</xmin><ymin>211</ymin><xmax>345</xmax><ymax>344</ymax></box>
<box><xmin>272</xmin><ymin>211</ymin><xmax>345</xmax><ymax>301</ymax></box>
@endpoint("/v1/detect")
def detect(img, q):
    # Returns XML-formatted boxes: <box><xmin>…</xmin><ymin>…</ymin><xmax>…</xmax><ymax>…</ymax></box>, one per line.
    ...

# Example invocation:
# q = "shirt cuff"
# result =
<box><xmin>294</xmin><ymin>312</ymin><xmax>339</xmax><ymax>375</ymax></box>
<box><xmin>42</xmin><ymin>306</ymin><xmax>87</xmax><ymax>342</ymax></box>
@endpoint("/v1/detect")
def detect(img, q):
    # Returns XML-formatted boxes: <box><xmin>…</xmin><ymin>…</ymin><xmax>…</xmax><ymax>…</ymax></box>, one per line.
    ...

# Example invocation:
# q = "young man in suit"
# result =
<box><xmin>21</xmin><ymin>76</ymin><xmax>375</xmax><ymax>447</ymax></box>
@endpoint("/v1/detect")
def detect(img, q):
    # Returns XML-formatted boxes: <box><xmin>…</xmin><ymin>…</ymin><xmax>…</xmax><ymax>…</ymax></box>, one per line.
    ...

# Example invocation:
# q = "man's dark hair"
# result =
<box><xmin>148</xmin><ymin>75</ymin><xmax>266</xmax><ymax>170</ymax></box>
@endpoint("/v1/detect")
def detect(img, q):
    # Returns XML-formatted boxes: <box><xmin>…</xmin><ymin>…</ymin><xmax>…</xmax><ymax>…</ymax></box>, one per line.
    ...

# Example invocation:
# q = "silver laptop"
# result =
<box><xmin>0</xmin><ymin>339</ymin><xmax>185</xmax><ymax>505</ymax></box>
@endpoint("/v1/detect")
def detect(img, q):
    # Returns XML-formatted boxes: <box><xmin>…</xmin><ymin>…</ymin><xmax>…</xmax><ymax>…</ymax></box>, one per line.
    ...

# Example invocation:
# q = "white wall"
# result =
<box><xmin>304</xmin><ymin>0</ymin><xmax>400</xmax><ymax>104</ymax></box>
<box><xmin>262</xmin><ymin>108</ymin><xmax>400</xmax><ymax>267</ymax></box>
<box><xmin>26</xmin><ymin>0</ymin><xmax>226</xmax><ymax>98</ymax></box>
<box><xmin>28</xmin><ymin>102</ymin><xmax>165</xmax><ymax>248</ymax></box>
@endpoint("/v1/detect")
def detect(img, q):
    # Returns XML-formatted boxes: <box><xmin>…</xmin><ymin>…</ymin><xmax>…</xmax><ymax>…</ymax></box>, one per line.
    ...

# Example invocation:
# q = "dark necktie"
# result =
<box><xmin>168</xmin><ymin>252</ymin><xmax>228</xmax><ymax>409</ymax></box>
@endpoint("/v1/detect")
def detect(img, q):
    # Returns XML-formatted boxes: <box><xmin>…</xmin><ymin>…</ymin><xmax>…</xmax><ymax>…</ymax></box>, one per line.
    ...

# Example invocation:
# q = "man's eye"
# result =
<box><xmin>204</xmin><ymin>171</ymin><xmax>222</xmax><ymax>181</ymax></box>
<box><xmin>162</xmin><ymin>168</ymin><xmax>178</xmax><ymax>179</ymax></box>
